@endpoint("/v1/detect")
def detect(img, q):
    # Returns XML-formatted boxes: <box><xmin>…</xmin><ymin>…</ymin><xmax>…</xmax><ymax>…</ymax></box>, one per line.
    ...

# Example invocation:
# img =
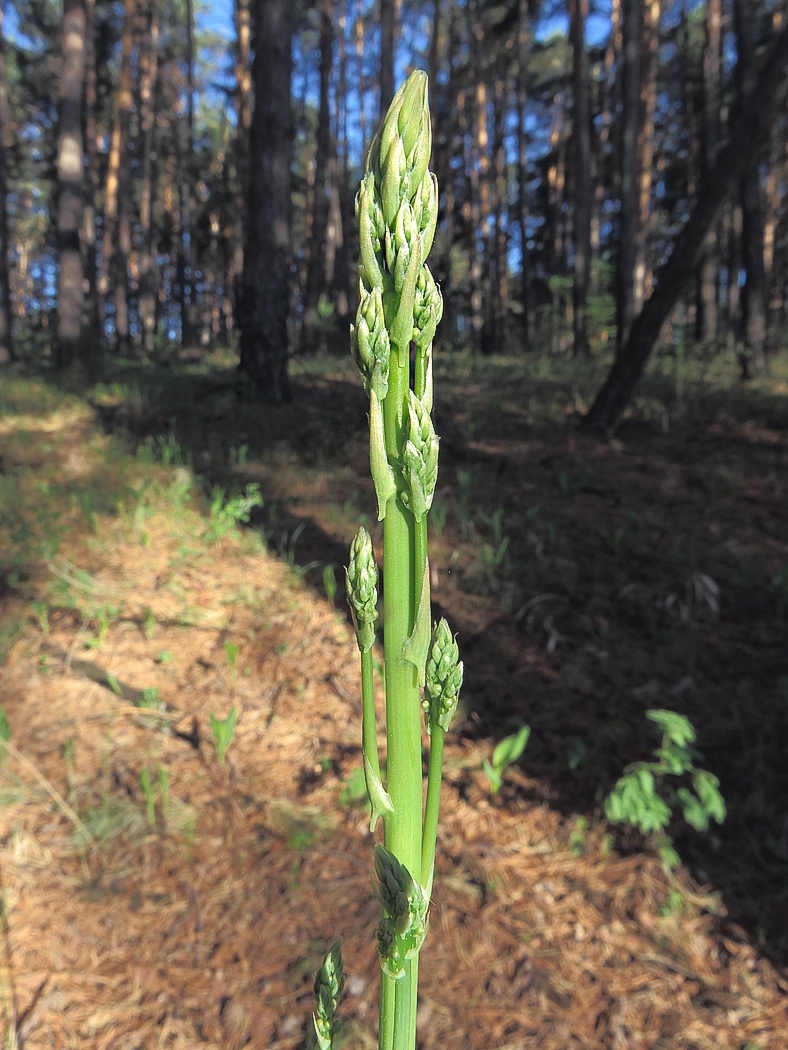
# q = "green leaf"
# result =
<box><xmin>647</xmin><ymin>709</ymin><xmax>696</xmax><ymax>748</ymax></box>
<box><xmin>482</xmin><ymin>758</ymin><xmax>502</xmax><ymax>794</ymax></box>
<box><xmin>677</xmin><ymin>787</ymin><xmax>709</xmax><ymax>831</ymax></box>
<box><xmin>402</xmin><ymin>562</ymin><xmax>431</xmax><ymax>685</ymax></box>
<box><xmin>491</xmin><ymin>725</ymin><xmax>530</xmax><ymax>772</ymax></box>
<box><xmin>692</xmin><ymin>770</ymin><xmax>726</xmax><ymax>825</ymax></box>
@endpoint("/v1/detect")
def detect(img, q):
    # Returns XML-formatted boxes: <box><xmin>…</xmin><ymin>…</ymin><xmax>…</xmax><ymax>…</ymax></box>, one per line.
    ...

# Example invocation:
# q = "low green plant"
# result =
<box><xmin>0</xmin><ymin>705</ymin><xmax>10</xmax><ymax>768</ymax></box>
<box><xmin>604</xmin><ymin>708</ymin><xmax>726</xmax><ymax>870</ymax></box>
<box><xmin>322</xmin><ymin>564</ymin><xmax>337</xmax><ymax>606</ymax></box>
<box><xmin>482</xmin><ymin>724</ymin><xmax>530</xmax><ymax>794</ymax></box>
<box><xmin>139</xmin><ymin>767</ymin><xmax>156</xmax><ymax>828</ymax></box>
<box><xmin>209</xmin><ymin>708</ymin><xmax>237</xmax><ymax>765</ymax></box>
<box><xmin>205</xmin><ymin>483</ymin><xmax>263</xmax><ymax>542</ymax></box>
<box><xmin>225</xmin><ymin>639</ymin><xmax>239</xmax><ymax>685</ymax></box>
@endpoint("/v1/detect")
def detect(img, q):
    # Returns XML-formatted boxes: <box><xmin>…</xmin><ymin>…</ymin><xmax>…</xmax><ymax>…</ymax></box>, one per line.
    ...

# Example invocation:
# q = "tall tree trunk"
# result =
<box><xmin>0</xmin><ymin>2</ymin><xmax>12</xmax><ymax>365</ymax></box>
<box><xmin>569</xmin><ymin>0</ymin><xmax>591</xmax><ymax>357</ymax></box>
<box><xmin>379</xmin><ymin>0</ymin><xmax>395</xmax><ymax>117</ymax></box>
<box><xmin>615</xmin><ymin>0</ymin><xmax>641</xmax><ymax>354</ymax></box>
<box><xmin>515</xmin><ymin>0</ymin><xmax>532</xmax><ymax>346</ymax></box>
<box><xmin>696</xmin><ymin>0</ymin><xmax>722</xmax><ymax>347</ymax></box>
<box><xmin>470</xmin><ymin>1</ymin><xmax>489</xmax><ymax>353</ymax></box>
<box><xmin>354</xmin><ymin>0</ymin><xmax>367</xmax><ymax>148</ymax></box>
<box><xmin>56</xmin><ymin>0</ymin><xmax>86</xmax><ymax>367</ymax></box>
<box><xmin>300</xmin><ymin>0</ymin><xmax>333</xmax><ymax>354</ymax></box>
<box><xmin>81</xmin><ymin>0</ymin><xmax>100</xmax><ymax>355</ymax></box>
<box><xmin>97</xmin><ymin>0</ymin><xmax>134</xmax><ymax>348</ymax></box>
<box><xmin>138</xmin><ymin>0</ymin><xmax>159</xmax><ymax>353</ymax></box>
<box><xmin>635</xmin><ymin>0</ymin><xmax>659</xmax><ymax>308</ymax></box>
<box><xmin>593</xmin><ymin>0</ymin><xmax>619</xmax><ymax>281</ymax></box>
<box><xmin>238</xmin><ymin>0</ymin><xmax>293</xmax><ymax>402</ymax></box>
<box><xmin>232</xmin><ymin>0</ymin><xmax>252</xmax><ymax>326</ymax></box>
<box><xmin>734</xmin><ymin>0</ymin><xmax>768</xmax><ymax>375</ymax></box>
<box><xmin>584</xmin><ymin>22</ymin><xmax>788</xmax><ymax>432</ymax></box>
<box><xmin>181</xmin><ymin>0</ymin><xmax>198</xmax><ymax>345</ymax></box>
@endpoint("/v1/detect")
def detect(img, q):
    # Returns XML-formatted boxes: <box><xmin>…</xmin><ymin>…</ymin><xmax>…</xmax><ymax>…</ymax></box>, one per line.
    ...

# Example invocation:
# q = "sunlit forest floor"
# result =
<box><xmin>0</xmin><ymin>345</ymin><xmax>787</xmax><ymax>1048</ymax></box>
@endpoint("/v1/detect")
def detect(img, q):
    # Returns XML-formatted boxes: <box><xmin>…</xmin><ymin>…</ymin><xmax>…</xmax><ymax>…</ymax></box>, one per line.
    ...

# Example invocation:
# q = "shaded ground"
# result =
<box><xmin>0</xmin><ymin>350</ymin><xmax>786</xmax><ymax>1048</ymax></box>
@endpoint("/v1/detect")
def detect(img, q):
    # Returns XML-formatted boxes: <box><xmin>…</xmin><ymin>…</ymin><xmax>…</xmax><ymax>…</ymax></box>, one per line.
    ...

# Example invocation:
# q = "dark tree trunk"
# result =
<box><xmin>0</xmin><ymin>2</ymin><xmax>12</xmax><ymax>365</ymax></box>
<box><xmin>515</xmin><ymin>0</ymin><xmax>532</xmax><ymax>346</ymax></box>
<box><xmin>568</xmin><ymin>0</ymin><xmax>591</xmax><ymax>358</ymax></box>
<box><xmin>300</xmin><ymin>0</ymin><xmax>333</xmax><ymax>354</ymax></box>
<box><xmin>138</xmin><ymin>0</ymin><xmax>159</xmax><ymax>353</ymax></box>
<box><xmin>584</xmin><ymin>23</ymin><xmax>788</xmax><ymax>433</ymax></box>
<box><xmin>56</xmin><ymin>0</ymin><xmax>87</xmax><ymax>368</ymax></box>
<box><xmin>238</xmin><ymin>0</ymin><xmax>293</xmax><ymax>402</ymax></box>
<box><xmin>696</xmin><ymin>0</ymin><xmax>722</xmax><ymax>347</ymax></box>
<box><xmin>734</xmin><ymin>0</ymin><xmax>768</xmax><ymax>374</ymax></box>
<box><xmin>615</xmin><ymin>0</ymin><xmax>641</xmax><ymax>354</ymax></box>
<box><xmin>231</xmin><ymin>0</ymin><xmax>252</xmax><ymax>322</ymax></box>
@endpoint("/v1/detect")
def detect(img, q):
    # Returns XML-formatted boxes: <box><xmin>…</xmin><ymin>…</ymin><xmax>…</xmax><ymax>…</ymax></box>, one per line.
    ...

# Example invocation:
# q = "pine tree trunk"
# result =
<box><xmin>138</xmin><ymin>0</ymin><xmax>159</xmax><ymax>354</ymax></box>
<box><xmin>0</xmin><ymin>2</ymin><xmax>12</xmax><ymax>365</ymax></box>
<box><xmin>181</xmin><ymin>0</ymin><xmax>198</xmax><ymax>346</ymax></box>
<box><xmin>734</xmin><ymin>0</ymin><xmax>768</xmax><ymax>375</ymax></box>
<box><xmin>232</xmin><ymin>0</ymin><xmax>252</xmax><ymax>322</ymax></box>
<box><xmin>300</xmin><ymin>0</ymin><xmax>334</xmax><ymax>354</ymax></box>
<box><xmin>569</xmin><ymin>0</ymin><xmax>591</xmax><ymax>357</ymax></box>
<box><xmin>584</xmin><ymin>22</ymin><xmax>788</xmax><ymax>432</ymax></box>
<box><xmin>238</xmin><ymin>0</ymin><xmax>293</xmax><ymax>402</ymax></box>
<box><xmin>696</xmin><ymin>0</ymin><xmax>721</xmax><ymax>347</ymax></box>
<box><xmin>615</xmin><ymin>0</ymin><xmax>641</xmax><ymax>354</ymax></box>
<box><xmin>97</xmin><ymin>0</ymin><xmax>134</xmax><ymax>348</ymax></box>
<box><xmin>56</xmin><ymin>0</ymin><xmax>87</xmax><ymax>367</ymax></box>
<box><xmin>635</xmin><ymin>0</ymin><xmax>659</xmax><ymax>308</ymax></box>
<box><xmin>515</xmin><ymin>0</ymin><xmax>533</xmax><ymax>346</ymax></box>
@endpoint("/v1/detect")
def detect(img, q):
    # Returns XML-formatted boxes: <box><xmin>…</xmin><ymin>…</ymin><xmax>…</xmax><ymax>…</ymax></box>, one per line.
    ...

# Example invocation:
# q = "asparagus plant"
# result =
<box><xmin>314</xmin><ymin>71</ymin><xmax>463</xmax><ymax>1050</ymax></box>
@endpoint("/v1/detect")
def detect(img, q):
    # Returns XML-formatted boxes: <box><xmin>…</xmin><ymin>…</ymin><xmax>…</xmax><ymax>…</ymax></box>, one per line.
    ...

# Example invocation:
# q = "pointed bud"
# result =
<box><xmin>352</xmin><ymin>283</ymin><xmax>390</xmax><ymax>399</ymax></box>
<box><xmin>312</xmin><ymin>940</ymin><xmax>344</xmax><ymax>1050</ymax></box>
<box><xmin>401</xmin><ymin>390</ymin><xmax>439</xmax><ymax>522</ymax></box>
<box><xmin>423</xmin><ymin>618</ymin><xmax>463</xmax><ymax>735</ymax></box>
<box><xmin>412</xmin><ymin>266</ymin><xmax>443</xmax><ymax>352</ymax></box>
<box><xmin>346</xmin><ymin>526</ymin><xmax>378</xmax><ymax>652</ymax></box>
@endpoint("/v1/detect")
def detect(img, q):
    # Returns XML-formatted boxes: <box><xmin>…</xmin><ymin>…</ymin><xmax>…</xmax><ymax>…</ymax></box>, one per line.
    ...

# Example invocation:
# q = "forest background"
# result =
<box><xmin>0</xmin><ymin>0</ymin><xmax>787</xmax><ymax>1046</ymax></box>
<box><xmin>2</xmin><ymin>0</ymin><xmax>788</xmax><ymax>425</ymax></box>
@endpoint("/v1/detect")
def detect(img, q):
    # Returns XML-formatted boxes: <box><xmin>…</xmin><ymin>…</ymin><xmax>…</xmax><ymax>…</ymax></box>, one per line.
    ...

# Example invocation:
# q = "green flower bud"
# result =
<box><xmin>352</xmin><ymin>283</ymin><xmax>390</xmax><ymax>399</ymax></box>
<box><xmin>373</xmin><ymin>845</ymin><xmax>428</xmax><ymax>945</ymax></box>
<box><xmin>401</xmin><ymin>390</ymin><xmax>439</xmax><ymax>522</ymax></box>
<box><xmin>411</xmin><ymin>169</ymin><xmax>438</xmax><ymax>263</ymax></box>
<box><xmin>346</xmin><ymin>526</ymin><xmax>378</xmax><ymax>652</ymax></box>
<box><xmin>412</xmin><ymin>265</ymin><xmax>443</xmax><ymax>352</ymax></box>
<box><xmin>423</xmin><ymin>618</ymin><xmax>463</xmax><ymax>735</ymax></box>
<box><xmin>356</xmin><ymin>174</ymin><xmax>386</xmax><ymax>292</ymax></box>
<box><xmin>312</xmin><ymin>940</ymin><xmax>344</xmax><ymax>1050</ymax></box>
<box><xmin>381</xmin><ymin>134</ymin><xmax>407</xmax><ymax>229</ymax></box>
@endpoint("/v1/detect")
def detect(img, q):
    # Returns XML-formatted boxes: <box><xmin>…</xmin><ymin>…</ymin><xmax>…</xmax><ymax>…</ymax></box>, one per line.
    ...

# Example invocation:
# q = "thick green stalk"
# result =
<box><xmin>421</xmin><ymin>724</ymin><xmax>445</xmax><ymax>897</ymax></box>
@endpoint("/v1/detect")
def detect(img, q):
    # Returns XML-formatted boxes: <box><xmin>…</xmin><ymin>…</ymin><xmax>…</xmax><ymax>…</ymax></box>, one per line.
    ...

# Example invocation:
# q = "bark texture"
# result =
<box><xmin>238</xmin><ymin>0</ymin><xmax>293</xmax><ymax>403</ymax></box>
<box><xmin>56</xmin><ymin>0</ymin><xmax>86</xmax><ymax>367</ymax></box>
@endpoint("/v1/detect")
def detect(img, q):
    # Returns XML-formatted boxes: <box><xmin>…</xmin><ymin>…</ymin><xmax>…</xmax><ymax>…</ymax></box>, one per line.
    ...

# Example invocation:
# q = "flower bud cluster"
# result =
<box><xmin>312</xmin><ymin>940</ymin><xmax>344</xmax><ymax>1050</ymax></box>
<box><xmin>401</xmin><ymin>391</ymin><xmax>439</xmax><ymax>522</ymax></box>
<box><xmin>346</xmin><ymin>526</ymin><xmax>379</xmax><ymax>653</ymax></box>
<box><xmin>373</xmin><ymin>845</ymin><xmax>429</xmax><ymax>980</ymax></box>
<box><xmin>351</xmin><ymin>283</ymin><xmax>390</xmax><ymax>400</ymax></box>
<box><xmin>423</xmin><ymin>618</ymin><xmax>463</xmax><ymax>735</ymax></box>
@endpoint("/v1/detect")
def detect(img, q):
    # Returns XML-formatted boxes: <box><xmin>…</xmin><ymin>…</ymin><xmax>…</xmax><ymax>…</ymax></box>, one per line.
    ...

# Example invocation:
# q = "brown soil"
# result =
<box><xmin>0</xmin><ymin>355</ymin><xmax>786</xmax><ymax>1049</ymax></box>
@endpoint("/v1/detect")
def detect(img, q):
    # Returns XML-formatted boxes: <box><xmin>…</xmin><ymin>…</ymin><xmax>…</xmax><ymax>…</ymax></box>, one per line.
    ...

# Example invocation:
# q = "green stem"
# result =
<box><xmin>361</xmin><ymin>649</ymin><xmax>382</xmax><ymax>784</ymax></box>
<box><xmin>379</xmin><ymin>974</ymin><xmax>396</xmax><ymax>1050</ymax></box>
<box><xmin>379</xmin><ymin>341</ymin><xmax>422</xmax><ymax>1050</ymax></box>
<box><xmin>420</xmin><ymin>724</ymin><xmax>445</xmax><ymax>898</ymax></box>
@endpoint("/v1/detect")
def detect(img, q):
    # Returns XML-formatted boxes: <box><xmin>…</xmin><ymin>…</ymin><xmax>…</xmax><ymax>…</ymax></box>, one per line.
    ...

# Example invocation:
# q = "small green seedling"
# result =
<box><xmin>139</xmin><ymin>767</ymin><xmax>156</xmax><ymax>828</ymax></box>
<box><xmin>31</xmin><ymin>600</ymin><xmax>49</xmax><ymax>635</ymax></box>
<box><xmin>604</xmin><ymin>708</ymin><xmax>726</xmax><ymax>870</ymax></box>
<box><xmin>323</xmin><ymin>564</ymin><xmax>337</xmax><ymax>606</ymax></box>
<box><xmin>225</xmin><ymin>640</ymin><xmax>239</xmax><ymax>684</ymax></box>
<box><xmin>0</xmin><ymin>705</ymin><xmax>11</xmax><ymax>767</ymax></box>
<box><xmin>482</xmin><ymin>724</ymin><xmax>531</xmax><ymax>794</ymax></box>
<box><xmin>210</xmin><ymin>708</ymin><xmax>237</xmax><ymax>765</ymax></box>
